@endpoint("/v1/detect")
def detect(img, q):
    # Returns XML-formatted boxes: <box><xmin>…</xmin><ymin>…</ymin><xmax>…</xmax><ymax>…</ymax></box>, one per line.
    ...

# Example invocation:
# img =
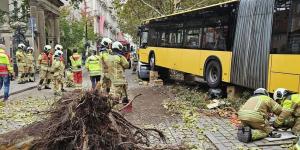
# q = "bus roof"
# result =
<box><xmin>143</xmin><ymin>0</ymin><xmax>238</xmax><ymax>23</ymax></box>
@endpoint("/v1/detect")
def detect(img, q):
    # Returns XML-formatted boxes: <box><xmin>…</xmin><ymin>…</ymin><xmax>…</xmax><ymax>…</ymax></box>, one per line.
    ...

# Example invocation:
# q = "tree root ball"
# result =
<box><xmin>30</xmin><ymin>91</ymin><xmax>185</xmax><ymax>150</ymax></box>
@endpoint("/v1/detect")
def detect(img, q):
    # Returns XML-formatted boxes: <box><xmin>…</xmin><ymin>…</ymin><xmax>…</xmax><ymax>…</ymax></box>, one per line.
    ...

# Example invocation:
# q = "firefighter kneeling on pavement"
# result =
<box><xmin>52</xmin><ymin>50</ymin><xmax>65</xmax><ymax>96</ymax></box>
<box><xmin>106</xmin><ymin>41</ymin><xmax>129</xmax><ymax>103</ymax></box>
<box><xmin>237</xmin><ymin>88</ymin><xmax>282</xmax><ymax>142</ymax></box>
<box><xmin>273</xmin><ymin>88</ymin><xmax>300</xmax><ymax>135</ymax></box>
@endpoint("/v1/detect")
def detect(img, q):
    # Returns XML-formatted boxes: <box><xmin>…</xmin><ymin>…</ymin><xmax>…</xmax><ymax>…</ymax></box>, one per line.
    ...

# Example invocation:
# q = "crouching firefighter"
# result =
<box><xmin>237</xmin><ymin>88</ymin><xmax>282</xmax><ymax>142</ymax></box>
<box><xmin>105</xmin><ymin>41</ymin><xmax>129</xmax><ymax>103</ymax></box>
<box><xmin>273</xmin><ymin>88</ymin><xmax>300</xmax><ymax>135</ymax></box>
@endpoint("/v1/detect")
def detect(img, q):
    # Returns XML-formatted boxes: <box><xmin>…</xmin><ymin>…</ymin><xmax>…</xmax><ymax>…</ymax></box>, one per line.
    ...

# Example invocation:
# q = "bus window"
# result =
<box><xmin>185</xmin><ymin>29</ymin><xmax>202</xmax><ymax>48</ymax></box>
<box><xmin>141</xmin><ymin>31</ymin><xmax>148</xmax><ymax>48</ymax></box>
<box><xmin>271</xmin><ymin>0</ymin><xmax>290</xmax><ymax>54</ymax></box>
<box><xmin>289</xmin><ymin>0</ymin><xmax>300</xmax><ymax>53</ymax></box>
<box><xmin>202</xmin><ymin>26</ymin><xmax>228</xmax><ymax>50</ymax></box>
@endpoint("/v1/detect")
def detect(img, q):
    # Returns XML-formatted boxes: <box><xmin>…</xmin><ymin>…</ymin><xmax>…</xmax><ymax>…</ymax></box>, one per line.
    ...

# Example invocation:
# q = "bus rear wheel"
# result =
<box><xmin>205</xmin><ymin>60</ymin><xmax>222</xmax><ymax>88</ymax></box>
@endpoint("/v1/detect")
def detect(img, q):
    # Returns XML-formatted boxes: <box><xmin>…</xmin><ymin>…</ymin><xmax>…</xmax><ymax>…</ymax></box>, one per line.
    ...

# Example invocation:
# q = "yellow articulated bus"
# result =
<box><xmin>137</xmin><ymin>0</ymin><xmax>300</xmax><ymax>93</ymax></box>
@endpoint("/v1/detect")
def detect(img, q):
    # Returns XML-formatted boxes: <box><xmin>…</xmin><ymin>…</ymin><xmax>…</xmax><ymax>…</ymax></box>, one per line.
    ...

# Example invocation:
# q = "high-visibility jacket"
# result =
<box><xmin>38</xmin><ymin>52</ymin><xmax>53</xmax><ymax>71</ymax></box>
<box><xmin>238</xmin><ymin>95</ymin><xmax>282</xmax><ymax>122</ymax></box>
<box><xmin>105</xmin><ymin>53</ymin><xmax>129</xmax><ymax>85</ymax></box>
<box><xmin>274</xmin><ymin>94</ymin><xmax>300</xmax><ymax>126</ymax></box>
<box><xmin>0</xmin><ymin>49</ymin><xmax>13</xmax><ymax>75</ymax></box>
<box><xmin>69</xmin><ymin>53</ymin><xmax>82</xmax><ymax>72</ymax></box>
<box><xmin>85</xmin><ymin>55</ymin><xmax>101</xmax><ymax>76</ymax></box>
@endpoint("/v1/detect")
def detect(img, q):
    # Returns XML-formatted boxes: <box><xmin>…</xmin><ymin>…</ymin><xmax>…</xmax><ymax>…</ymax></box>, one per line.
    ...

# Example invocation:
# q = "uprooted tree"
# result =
<box><xmin>1</xmin><ymin>91</ymin><xmax>186</xmax><ymax>150</ymax></box>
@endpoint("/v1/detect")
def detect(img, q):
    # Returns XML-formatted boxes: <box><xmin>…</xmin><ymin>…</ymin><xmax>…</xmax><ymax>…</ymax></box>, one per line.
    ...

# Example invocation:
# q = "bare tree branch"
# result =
<box><xmin>138</xmin><ymin>0</ymin><xmax>164</xmax><ymax>16</ymax></box>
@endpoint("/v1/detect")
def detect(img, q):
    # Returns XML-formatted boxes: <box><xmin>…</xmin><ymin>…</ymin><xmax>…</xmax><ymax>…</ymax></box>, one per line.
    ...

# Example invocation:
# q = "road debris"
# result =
<box><xmin>206</xmin><ymin>99</ymin><xmax>226</xmax><ymax>109</ymax></box>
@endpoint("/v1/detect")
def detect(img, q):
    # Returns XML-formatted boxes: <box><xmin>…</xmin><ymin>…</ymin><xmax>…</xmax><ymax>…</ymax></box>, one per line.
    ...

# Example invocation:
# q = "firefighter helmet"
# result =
<box><xmin>273</xmin><ymin>88</ymin><xmax>288</xmax><ymax>101</ymax></box>
<box><xmin>254</xmin><ymin>88</ymin><xmax>269</xmax><ymax>96</ymax></box>
<box><xmin>112</xmin><ymin>41</ymin><xmax>123</xmax><ymax>51</ymax></box>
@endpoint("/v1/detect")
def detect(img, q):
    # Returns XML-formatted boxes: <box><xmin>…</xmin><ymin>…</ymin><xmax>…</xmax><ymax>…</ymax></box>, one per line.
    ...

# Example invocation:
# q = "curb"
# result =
<box><xmin>0</xmin><ymin>85</ymin><xmax>37</xmax><ymax>99</ymax></box>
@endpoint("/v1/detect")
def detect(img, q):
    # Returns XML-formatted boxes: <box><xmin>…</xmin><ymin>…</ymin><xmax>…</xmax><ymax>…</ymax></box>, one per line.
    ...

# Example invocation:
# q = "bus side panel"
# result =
<box><xmin>200</xmin><ymin>51</ymin><xmax>232</xmax><ymax>83</ymax></box>
<box><xmin>151</xmin><ymin>47</ymin><xmax>174</xmax><ymax>69</ymax></box>
<box><xmin>176</xmin><ymin>49</ymin><xmax>201</xmax><ymax>75</ymax></box>
<box><xmin>138</xmin><ymin>48</ymin><xmax>151</xmax><ymax>64</ymax></box>
<box><xmin>268</xmin><ymin>54</ymin><xmax>300</xmax><ymax>93</ymax></box>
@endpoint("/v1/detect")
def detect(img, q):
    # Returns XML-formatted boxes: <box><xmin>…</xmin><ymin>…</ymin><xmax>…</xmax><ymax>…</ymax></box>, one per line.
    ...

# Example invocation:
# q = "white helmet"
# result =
<box><xmin>18</xmin><ymin>43</ymin><xmax>26</xmax><ymax>50</ymax></box>
<box><xmin>54</xmin><ymin>50</ymin><xmax>63</xmax><ymax>57</ymax></box>
<box><xmin>27</xmin><ymin>47</ymin><xmax>33</xmax><ymax>51</ymax></box>
<box><xmin>112</xmin><ymin>41</ymin><xmax>123</xmax><ymax>51</ymax></box>
<box><xmin>254</xmin><ymin>88</ymin><xmax>269</xmax><ymax>96</ymax></box>
<box><xmin>101</xmin><ymin>38</ymin><xmax>112</xmax><ymax>47</ymax></box>
<box><xmin>55</xmin><ymin>44</ymin><xmax>63</xmax><ymax>51</ymax></box>
<box><xmin>273</xmin><ymin>88</ymin><xmax>288</xmax><ymax>101</ymax></box>
<box><xmin>44</xmin><ymin>45</ymin><xmax>51</xmax><ymax>52</ymax></box>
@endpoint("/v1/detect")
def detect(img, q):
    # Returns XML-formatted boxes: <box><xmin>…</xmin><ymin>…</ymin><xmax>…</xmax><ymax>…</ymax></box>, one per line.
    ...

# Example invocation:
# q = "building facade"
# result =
<box><xmin>92</xmin><ymin>0</ymin><xmax>120</xmax><ymax>40</ymax></box>
<box><xmin>0</xmin><ymin>0</ymin><xmax>63</xmax><ymax>59</ymax></box>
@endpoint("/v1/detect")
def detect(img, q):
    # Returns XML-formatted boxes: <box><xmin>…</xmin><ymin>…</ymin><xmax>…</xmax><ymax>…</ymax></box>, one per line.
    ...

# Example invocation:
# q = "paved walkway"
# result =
<box><xmin>154</xmin><ymin>116</ymin><xmax>294</xmax><ymax>149</ymax></box>
<box><xmin>0</xmin><ymin>79</ymin><xmax>38</xmax><ymax>99</ymax></box>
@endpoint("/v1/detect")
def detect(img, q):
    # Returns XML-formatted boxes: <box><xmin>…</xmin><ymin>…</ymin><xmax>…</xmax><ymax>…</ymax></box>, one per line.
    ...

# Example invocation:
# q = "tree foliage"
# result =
<box><xmin>114</xmin><ymin>0</ymin><xmax>229</xmax><ymax>42</ymax></box>
<box><xmin>59</xmin><ymin>6</ymin><xmax>96</xmax><ymax>53</ymax></box>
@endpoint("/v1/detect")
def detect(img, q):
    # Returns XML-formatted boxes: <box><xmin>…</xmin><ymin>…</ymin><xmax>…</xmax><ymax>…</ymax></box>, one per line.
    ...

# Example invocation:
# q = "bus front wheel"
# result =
<box><xmin>149</xmin><ymin>53</ymin><xmax>156</xmax><ymax>71</ymax></box>
<box><xmin>205</xmin><ymin>60</ymin><xmax>222</xmax><ymax>88</ymax></box>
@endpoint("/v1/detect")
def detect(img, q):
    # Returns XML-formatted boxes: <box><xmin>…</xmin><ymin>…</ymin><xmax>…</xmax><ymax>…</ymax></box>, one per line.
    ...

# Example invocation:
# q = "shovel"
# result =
<box><xmin>119</xmin><ymin>91</ymin><xmax>142</xmax><ymax>113</ymax></box>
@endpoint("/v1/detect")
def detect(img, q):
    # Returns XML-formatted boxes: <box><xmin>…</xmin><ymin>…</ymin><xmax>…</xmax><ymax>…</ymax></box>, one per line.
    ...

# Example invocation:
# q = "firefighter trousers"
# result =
<box><xmin>241</xmin><ymin>120</ymin><xmax>272</xmax><ymax>141</ymax></box>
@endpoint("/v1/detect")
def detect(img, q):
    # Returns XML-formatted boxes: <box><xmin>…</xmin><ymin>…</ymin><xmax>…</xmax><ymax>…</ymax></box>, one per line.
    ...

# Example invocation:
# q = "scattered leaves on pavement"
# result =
<box><xmin>0</xmin><ymin>97</ymin><xmax>57</xmax><ymax>135</ymax></box>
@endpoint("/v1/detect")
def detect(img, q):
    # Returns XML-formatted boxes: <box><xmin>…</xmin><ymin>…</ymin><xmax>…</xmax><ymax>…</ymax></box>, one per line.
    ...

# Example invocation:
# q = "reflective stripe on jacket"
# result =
<box><xmin>85</xmin><ymin>55</ymin><xmax>101</xmax><ymax>76</ymax></box>
<box><xmin>69</xmin><ymin>53</ymin><xmax>82</xmax><ymax>71</ymax></box>
<box><xmin>238</xmin><ymin>95</ymin><xmax>282</xmax><ymax>122</ymax></box>
<box><xmin>0</xmin><ymin>49</ymin><xmax>13</xmax><ymax>75</ymax></box>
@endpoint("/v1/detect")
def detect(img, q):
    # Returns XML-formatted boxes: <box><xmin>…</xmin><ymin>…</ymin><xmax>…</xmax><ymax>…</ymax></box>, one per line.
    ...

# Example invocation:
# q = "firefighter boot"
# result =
<box><xmin>269</xmin><ymin>132</ymin><xmax>281</xmax><ymax>138</ymax></box>
<box><xmin>237</xmin><ymin>126</ymin><xmax>252</xmax><ymax>143</ymax></box>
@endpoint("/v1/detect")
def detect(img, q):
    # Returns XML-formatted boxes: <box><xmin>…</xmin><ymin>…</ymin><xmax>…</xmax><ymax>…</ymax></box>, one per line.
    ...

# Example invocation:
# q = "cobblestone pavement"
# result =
<box><xmin>0</xmin><ymin>77</ymin><xmax>39</xmax><ymax>99</ymax></box>
<box><xmin>197</xmin><ymin>116</ymin><xmax>294</xmax><ymax>150</ymax></box>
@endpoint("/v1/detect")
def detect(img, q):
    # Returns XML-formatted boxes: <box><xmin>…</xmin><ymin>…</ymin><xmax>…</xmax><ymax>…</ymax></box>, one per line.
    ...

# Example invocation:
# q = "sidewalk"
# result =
<box><xmin>155</xmin><ymin>116</ymin><xmax>294</xmax><ymax>150</ymax></box>
<box><xmin>0</xmin><ymin>79</ymin><xmax>38</xmax><ymax>99</ymax></box>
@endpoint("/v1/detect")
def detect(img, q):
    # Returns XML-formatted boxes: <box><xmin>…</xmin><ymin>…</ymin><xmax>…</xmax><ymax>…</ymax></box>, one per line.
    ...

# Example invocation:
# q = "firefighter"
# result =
<box><xmin>52</xmin><ymin>50</ymin><xmax>65</xmax><ymax>96</ymax></box>
<box><xmin>99</xmin><ymin>37</ymin><xmax>113</xmax><ymax>93</ymax></box>
<box><xmin>85</xmin><ymin>49</ymin><xmax>101</xmax><ymax>90</ymax></box>
<box><xmin>273</xmin><ymin>88</ymin><xmax>300</xmax><ymax>135</ymax></box>
<box><xmin>37</xmin><ymin>45</ymin><xmax>53</xmax><ymax>90</ymax></box>
<box><xmin>54</xmin><ymin>44</ymin><xmax>66</xmax><ymax>92</ymax></box>
<box><xmin>106</xmin><ymin>41</ymin><xmax>129</xmax><ymax>103</ymax></box>
<box><xmin>16</xmin><ymin>43</ymin><xmax>27</xmax><ymax>84</ymax></box>
<box><xmin>26</xmin><ymin>47</ymin><xmax>35</xmax><ymax>82</ymax></box>
<box><xmin>0</xmin><ymin>44</ymin><xmax>13</xmax><ymax>101</ymax></box>
<box><xmin>237</xmin><ymin>88</ymin><xmax>282</xmax><ymax>142</ymax></box>
<box><xmin>69</xmin><ymin>48</ymin><xmax>82</xmax><ymax>90</ymax></box>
